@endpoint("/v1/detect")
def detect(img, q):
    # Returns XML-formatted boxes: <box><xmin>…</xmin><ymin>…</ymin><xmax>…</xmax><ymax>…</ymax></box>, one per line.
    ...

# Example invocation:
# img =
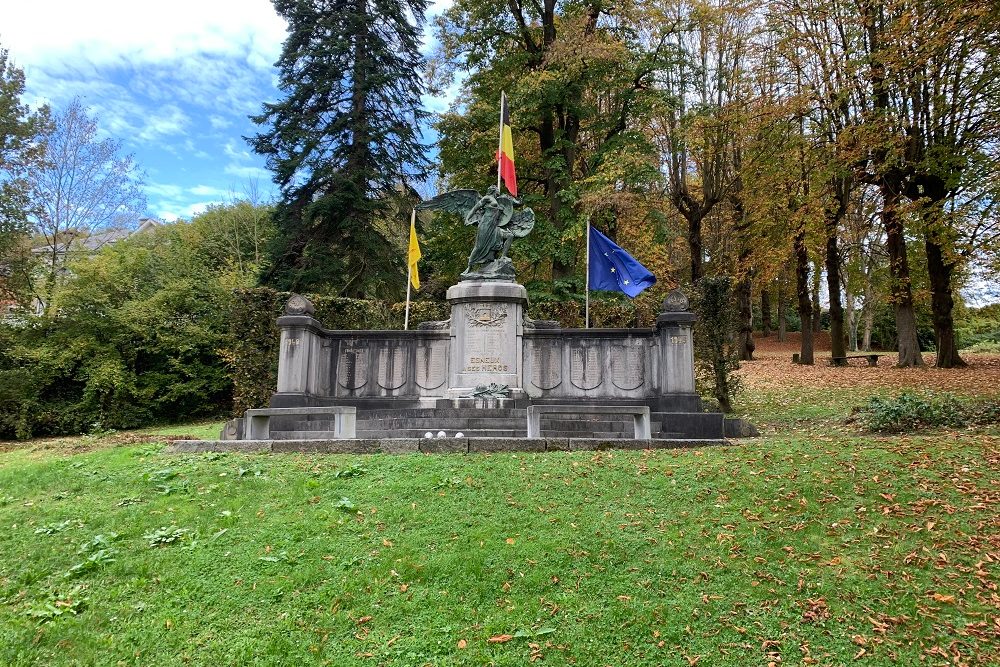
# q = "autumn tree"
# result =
<box><xmin>883</xmin><ymin>0</ymin><xmax>999</xmax><ymax>367</ymax></box>
<box><xmin>433</xmin><ymin>0</ymin><xmax>677</xmax><ymax>286</ymax></box>
<box><xmin>656</xmin><ymin>0</ymin><xmax>756</xmax><ymax>284</ymax></box>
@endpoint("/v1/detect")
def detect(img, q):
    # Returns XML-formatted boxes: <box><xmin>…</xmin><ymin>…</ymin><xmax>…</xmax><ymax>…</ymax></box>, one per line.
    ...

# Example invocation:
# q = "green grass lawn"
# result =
<box><xmin>1</xmin><ymin>414</ymin><xmax>998</xmax><ymax>665</ymax></box>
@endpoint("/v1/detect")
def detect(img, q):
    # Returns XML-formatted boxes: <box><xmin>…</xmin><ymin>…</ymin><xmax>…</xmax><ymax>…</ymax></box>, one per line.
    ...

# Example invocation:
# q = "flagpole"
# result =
<box><xmin>585</xmin><ymin>216</ymin><xmax>590</xmax><ymax>329</ymax></box>
<box><xmin>405</xmin><ymin>208</ymin><xmax>415</xmax><ymax>331</ymax></box>
<box><xmin>404</xmin><ymin>264</ymin><xmax>411</xmax><ymax>330</ymax></box>
<box><xmin>497</xmin><ymin>91</ymin><xmax>505</xmax><ymax>192</ymax></box>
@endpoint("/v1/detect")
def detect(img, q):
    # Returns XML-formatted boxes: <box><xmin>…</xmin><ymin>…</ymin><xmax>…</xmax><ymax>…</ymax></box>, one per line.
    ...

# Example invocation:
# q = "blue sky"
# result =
<box><xmin>4</xmin><ymin>0</ymin><xmax>454</xmax><ymax>222</ymax></box>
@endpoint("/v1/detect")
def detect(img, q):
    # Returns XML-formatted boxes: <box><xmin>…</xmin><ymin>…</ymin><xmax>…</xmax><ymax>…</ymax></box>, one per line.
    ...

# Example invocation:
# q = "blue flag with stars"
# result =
<box><xmin>588</xmin><ymin>226</ymin><xmax>656</xmax><ymax>298</ymax></box>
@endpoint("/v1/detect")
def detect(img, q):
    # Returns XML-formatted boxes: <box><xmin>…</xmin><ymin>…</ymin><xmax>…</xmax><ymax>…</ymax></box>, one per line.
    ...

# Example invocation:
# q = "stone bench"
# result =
<box><xmin>244</xmin><ymin>406</ymin><xmax>357</xmax><ymax>440</ymax></box>
<box><xmin>526</xmin><ymin>405</ymin><xmax>651</xmax><ymax>439</ymax></box>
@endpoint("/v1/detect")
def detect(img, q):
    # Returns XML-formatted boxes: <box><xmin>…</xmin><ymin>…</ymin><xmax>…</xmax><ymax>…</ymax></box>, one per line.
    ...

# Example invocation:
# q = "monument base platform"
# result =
<box><xmin>167</xmin><ymin>436</ymin><xmax>729</xmax><ymax>456</ymax></box>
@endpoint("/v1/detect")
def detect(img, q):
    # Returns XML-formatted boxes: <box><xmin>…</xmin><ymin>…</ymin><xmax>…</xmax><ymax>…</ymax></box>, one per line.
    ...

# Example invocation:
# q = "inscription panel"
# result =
<box><xmin>375</xmin><ymin>346</ymin><xmax>407</xmax><ymax>390</ymax></box>
<box><xmin>415</xmin><ymin>343</ymin><xmax>447</xmax><ymax>390</ymax></box>
<box><xmin>460</xmin><ymin>304</ymin><xmax>514</xmax><ymax>374</ymax></box>
<box><xmin>610</xmin><ymin>343</ymin><xmax>645</xmax><ymax>390</ymax></box>
<box><xmin>337</xmin><ymin>343</ymin><xmax>369</xmax><ymax>390</ymax></box>
<box><xmin>529</xmin><ymin>340</ymin><xmax>562</xmax><ymax>390</ymax></box>
<box><xmin>570</xmin><ymin>345</ymin><xmax>603</xmax><ymax>390</ymax></box>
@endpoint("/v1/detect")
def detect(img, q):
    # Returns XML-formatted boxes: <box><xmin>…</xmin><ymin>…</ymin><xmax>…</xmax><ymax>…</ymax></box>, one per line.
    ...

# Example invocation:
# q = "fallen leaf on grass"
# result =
<box><xmin>505</xmin><ymin>537</ymin><xmax>515</xmax><ymax>545</ymax></box>
<box><xmin>457</xmin><ymin>639</ymin><xmax>467</xmax><ymax>649</ymax></box>
<box><xmin>488</xmin><ymin>634</ymin><xmax>514</xmax><ymax>644</ymax></box>
<box><xmin>929</xmin><ymin>592</ymin><xmax>955</xmax><ymax>603</ymax></box>
<box><xmin>356</xmin><ymin>615</ymin><xmax>372</xmax><ymax>625</ymax></box>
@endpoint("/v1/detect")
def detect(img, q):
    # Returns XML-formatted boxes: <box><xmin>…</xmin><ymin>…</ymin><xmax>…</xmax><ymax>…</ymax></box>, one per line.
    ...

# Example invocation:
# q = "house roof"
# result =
<box><xmin>32</xmin><ymin>218</ymin><xmax>162</xmax><ymax>255</ymax></box>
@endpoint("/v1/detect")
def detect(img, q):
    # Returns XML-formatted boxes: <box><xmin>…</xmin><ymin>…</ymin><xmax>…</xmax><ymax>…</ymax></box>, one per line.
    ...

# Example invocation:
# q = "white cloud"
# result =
<box><xmin>224</xmin><ymin>164</ymin><xmax>271</xmax><ymax>181</ymax></box>
<box><xmin>224</xmin><ymin>140</ymin><xmax>253</xmax><ymax>162</ymax></box>
<box><xmin>4</xmin><ymin>2</ymin><xmax>286</xmax><ymax>74</ymax></box>
<box><xmin>189</xmin><ymin>185</ymin><xmax>230</xmax><ymax>198</ymax></box>
<box><xmin>145</xmin><ymin>182</ymin><xmax>184</xmax><ymax>199</ymax></box>
<box><xmin>209</xmin><ymin>115</ymin><xmax>233</xmax><ymax>131</ymax></box>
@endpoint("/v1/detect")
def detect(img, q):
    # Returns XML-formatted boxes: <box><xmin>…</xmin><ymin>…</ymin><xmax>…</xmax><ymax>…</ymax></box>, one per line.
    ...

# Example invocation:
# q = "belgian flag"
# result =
<box><xmin>497</xmin><ymin>92</ymin><xmax>517</xmax><ymax>196</ymax></box>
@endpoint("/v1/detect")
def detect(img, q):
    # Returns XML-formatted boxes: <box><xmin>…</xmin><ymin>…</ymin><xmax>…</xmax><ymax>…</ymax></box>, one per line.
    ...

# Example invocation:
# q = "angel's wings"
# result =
<box><xmin>414</xmin><ymin>189</ymin><xmax>481</xmax><ymax>218</ymax></box>
<box><xmin>506</xmin><ymin>208</ymin><xmax>535</xmax><ymax>238</ymax></box>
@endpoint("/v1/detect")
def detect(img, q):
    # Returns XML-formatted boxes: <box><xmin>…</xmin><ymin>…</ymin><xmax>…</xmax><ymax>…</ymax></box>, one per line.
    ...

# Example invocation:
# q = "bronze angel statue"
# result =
<box><xmin>416</xmin><ymin>185</ymin><xmax>534</xmax><ymax>281</ymax></box>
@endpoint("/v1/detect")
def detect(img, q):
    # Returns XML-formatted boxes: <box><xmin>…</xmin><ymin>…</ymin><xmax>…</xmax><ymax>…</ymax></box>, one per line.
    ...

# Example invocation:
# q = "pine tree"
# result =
<box><xmin>249</xmin><ymin>0</ymin><xmax>429</xmax><ymax>296</ymax></box>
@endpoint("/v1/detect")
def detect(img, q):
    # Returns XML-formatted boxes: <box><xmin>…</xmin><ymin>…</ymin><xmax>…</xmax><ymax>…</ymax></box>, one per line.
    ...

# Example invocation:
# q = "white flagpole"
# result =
<box><xmin>585</xmin><ymin>217</ymin><xmax>590</xmax><ymax>329</ymax></box>
<box><xmin>497</xmin><ymin>91</ymin><xmax>505</xmax><ymax>192</ymax></box>
<box><xmin>405</xmin><ymin>208</ymin><xmax>415</xmax><ymax>330</ymax></box>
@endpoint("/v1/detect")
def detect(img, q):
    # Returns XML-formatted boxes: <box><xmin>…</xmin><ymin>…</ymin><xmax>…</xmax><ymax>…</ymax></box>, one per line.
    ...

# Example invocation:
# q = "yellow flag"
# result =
<box><xmin>407</xmin><ymin>210</ymin><xmax>421</xmax><ymax>290</ymax></box>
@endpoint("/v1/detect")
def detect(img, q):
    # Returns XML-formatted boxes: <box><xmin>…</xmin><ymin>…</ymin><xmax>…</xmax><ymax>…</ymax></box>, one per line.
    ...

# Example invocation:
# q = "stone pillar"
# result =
<box><xmin>445</xmin><ymin>281</ymin><xmax>528</xmax><ymax>397</ymax></box>
<box><xmin>656</xmin><ymin>290</ymin><xmax>697</xmax><ymax>395</ymax></box>
<box><xmin>273</xmin><ymin>294</ymin><xmax>324</xmax><ymax>406</ymax></box>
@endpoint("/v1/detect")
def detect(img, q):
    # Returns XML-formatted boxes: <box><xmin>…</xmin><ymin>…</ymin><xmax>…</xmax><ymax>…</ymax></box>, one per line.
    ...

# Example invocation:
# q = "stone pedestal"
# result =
<box><xmin>445</xmin><ymin>281</ymin><xmax>528</xmax><ymax>398</ymax></box>
<box><xmin>656</xmin><ymin>290</ymin><xmax>697</xmax><ymax>396</ymax></box>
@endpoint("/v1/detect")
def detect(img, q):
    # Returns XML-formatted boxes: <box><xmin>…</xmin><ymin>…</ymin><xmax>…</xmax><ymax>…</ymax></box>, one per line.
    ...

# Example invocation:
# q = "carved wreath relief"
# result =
<box><xmin>465</xmin><ymin>303</ymin><xmax>508</xmax><ymax>327</ymax></box>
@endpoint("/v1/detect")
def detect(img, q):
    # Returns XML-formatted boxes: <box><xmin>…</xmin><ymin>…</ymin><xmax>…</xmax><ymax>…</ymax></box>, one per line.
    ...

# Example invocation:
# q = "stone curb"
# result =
<box><xmin>165</xmin><ymin>437</ymin><xmax>729</xmax><ymax>455</ymax></box>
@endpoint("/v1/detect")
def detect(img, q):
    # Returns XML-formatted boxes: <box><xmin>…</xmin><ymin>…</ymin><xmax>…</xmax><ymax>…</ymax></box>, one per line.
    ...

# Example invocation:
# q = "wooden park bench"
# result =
<box><xmin>828</xmin><ymin>353</ymin><xmax>889</xmax><ymax>367</ymax></box>
<box><xmin>792</xmin><ymin>352</ymin><xmax>889</xmax><ymax>366</ymax></box>
<box><xmin>526</xmin><ymin>405</ymin><xmax>651</xmax><ymax>439</ymax></box>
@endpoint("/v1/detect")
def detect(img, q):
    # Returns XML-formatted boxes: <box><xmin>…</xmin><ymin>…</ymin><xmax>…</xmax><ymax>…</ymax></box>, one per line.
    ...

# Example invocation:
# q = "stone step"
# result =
<box><xmin>539</xmin><ymin>429</ymin><xmax>632</xmax><ymax>439</ymax></box>
<box><xmin>537</xmin><ymin>419</ymin><xmax>634</xmax><ymax>432</ymax></box>
<box><xmin>357</xmin><ymin>408</ymin><xmax>526</xmax><ymax>419</ymax></box>
<box><xmin>357</xmin><ymin>428</ymin><xmax>525</xmax><ymax>439</ymax></box>
<box><xmin>271</xmin><ymin>430</ymin><xmax>353</xmax><ymax>440</ymax></box>
<box><xmin>351</xmin><ymin>417</ymin><xmax>526</xmax><ymax>430</ymax></box>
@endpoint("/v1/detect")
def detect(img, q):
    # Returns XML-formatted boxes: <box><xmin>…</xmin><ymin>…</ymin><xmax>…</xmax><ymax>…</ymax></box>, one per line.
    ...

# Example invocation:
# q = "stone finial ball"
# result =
<box><xmin>424</xmin><ymin>432</ymin><xmax>433</xmax><ymax>439</ymax></box>
<box><xmin>437</xmin><ymin>431</ymin><xmax>446</xmax><ymax>438</ymax></box>
<box><xmin>284</xmin><ymin>293</ymin><xmax>316</xmax><ymax>316</ymax></box>
<box><xmin>455</xmin><ymin>432</ymin><xmax>465</xmax><ymax>438</ymax></box>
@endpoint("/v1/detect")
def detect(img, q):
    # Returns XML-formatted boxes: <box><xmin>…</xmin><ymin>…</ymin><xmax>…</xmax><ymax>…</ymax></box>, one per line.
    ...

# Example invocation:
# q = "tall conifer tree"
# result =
<box><xmin>250</xmin><ymin>0</ymin><xmax>429</xmax><ymax>296</ymax></box>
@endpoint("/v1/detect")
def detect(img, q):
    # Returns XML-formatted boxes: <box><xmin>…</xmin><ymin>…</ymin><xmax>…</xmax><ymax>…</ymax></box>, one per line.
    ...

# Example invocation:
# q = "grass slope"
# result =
<box><xmin>1</xmin><ymin>435</ymin><xmax>997</xmax><ymax>665</ymax></box>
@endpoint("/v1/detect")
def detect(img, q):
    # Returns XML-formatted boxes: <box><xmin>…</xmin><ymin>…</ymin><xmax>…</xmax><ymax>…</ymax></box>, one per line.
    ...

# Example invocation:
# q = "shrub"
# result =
<box><xmin>956</xmin><ymin>304</ymin><xmax>1000</xmax><ymax>352</ymax></box>
<box><xmin>692</xmin><ymin>277</ymin><xmax>741</xmax><ymax>413</ymax></box>
<box><xmin>851</xmin><ymin>390</ymin><xmax>1000</xmax><ymax>432</ymax></box>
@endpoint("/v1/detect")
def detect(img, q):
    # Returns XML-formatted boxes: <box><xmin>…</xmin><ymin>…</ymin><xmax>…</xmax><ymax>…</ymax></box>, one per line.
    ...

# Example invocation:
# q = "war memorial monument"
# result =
<box><xmin>172</xmin><ymin>186</ymin><xmax>735</xmax><ymax>455</ymax></box>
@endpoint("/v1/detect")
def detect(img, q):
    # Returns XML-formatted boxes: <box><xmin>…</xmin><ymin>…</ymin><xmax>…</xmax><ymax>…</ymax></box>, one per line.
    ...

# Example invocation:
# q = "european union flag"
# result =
<box><xmin>588</xmin><ymin>226</ymin><xmax>656</xmax><ymax>298</ymax></box>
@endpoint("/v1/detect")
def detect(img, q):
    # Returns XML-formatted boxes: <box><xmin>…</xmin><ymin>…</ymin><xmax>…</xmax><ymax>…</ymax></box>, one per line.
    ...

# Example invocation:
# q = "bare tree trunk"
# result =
<box><xmin>761</xmin><ymin>284</ymin><xmax>772</xmax><ymax>337</ymax></box>
<box><xmin>811</xmin><ymin>259</ymin><xmax>822</xmax><ymax>333</ymax></box>
<box><xmin>845</xmin><ymin>286</ymin><xmax>857</xmax><ymax>351</ymax></box>
<box><xmin>883</xmin><ymin>197</ymin><xmax>924</xmax><ymax>366</ymax></box>
<box><xmin>925</xmin><ymin>234</ymin><xmax>966</xmax><ymax>367</ymax></box>
<box><xmin>777</xmin><ymin>266</ymin><xmax>788</xmax><ymax>342</ymax></box>
<box><xmin>736</xmin><ymin>275</ymin><xmax>754</xmax><ymax>360</ymax></box>
<box><xmin>795</xmin><ymin>227</ymin><xmax>814</xmax><ymax>364</ymax></box>
<box><xmin>825</xmin><ymin>184</ymin><xmax>848</xmax><ymax>364</ymax></box>
<box><xmin>862</xmin><ymin>306</ymin><xmax>874</xmax><ymax>351</ymax></box>
<box><xmin>689</xmin><ymin>210</ymin><xmax>703</xmax><ymax>284</ymax></box>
